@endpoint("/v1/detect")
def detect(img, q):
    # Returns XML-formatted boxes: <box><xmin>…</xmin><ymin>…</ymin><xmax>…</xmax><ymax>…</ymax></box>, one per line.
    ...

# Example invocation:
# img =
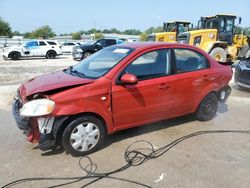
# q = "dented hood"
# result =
<box><xmin>19</xmin><ymin>70</ymin><xmax>94</xmax><ymax>98</ymax></box>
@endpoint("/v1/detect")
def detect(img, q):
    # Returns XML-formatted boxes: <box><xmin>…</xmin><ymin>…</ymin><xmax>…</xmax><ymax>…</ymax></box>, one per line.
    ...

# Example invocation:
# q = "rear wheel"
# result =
<box><xmin>209</xmin><ymin>47</ymin><xmax>226</xmax><ymax>62</ymax></box>
<box><xmin>62</xmin><ymin>116</ymin><xmax>105</xmax><ymax>156</ymax></box>
<box><xmin>196</xmin><ymin>93</ymin><xmax>218</xmax><ymax>121</ymax></box>
<box><xmin>9</xmin><ymin>51</ymin><xmax>21</xmax><ymax>60</ymax></box>
<box><xmin>46</xmin><ymin>50</ymin><xmax>56</xmax><ymax>59</ymax></box>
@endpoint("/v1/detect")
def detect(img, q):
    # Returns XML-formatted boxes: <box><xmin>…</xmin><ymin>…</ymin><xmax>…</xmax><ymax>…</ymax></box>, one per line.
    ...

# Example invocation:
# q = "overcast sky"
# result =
<box><xmin>0</xmin><ymin>0</ymin><xmax>249</xmax><ymax>34</ymax></box>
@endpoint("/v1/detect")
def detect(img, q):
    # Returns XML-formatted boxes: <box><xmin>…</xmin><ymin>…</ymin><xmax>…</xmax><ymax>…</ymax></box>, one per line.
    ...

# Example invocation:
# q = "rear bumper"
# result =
<box><xmin>234</xmin><ymin>64</ymin><xmax>250</xmax><ymax>88</ymax></box>
<box><xmin>217</xmin><ymin>85</ymin><xmax>231</xmax><ymax>102</ymax></box>
<box><xmin>235</xmin><ymin>82</ymin><xmax>250</xmax><ymax>89</ymax></box>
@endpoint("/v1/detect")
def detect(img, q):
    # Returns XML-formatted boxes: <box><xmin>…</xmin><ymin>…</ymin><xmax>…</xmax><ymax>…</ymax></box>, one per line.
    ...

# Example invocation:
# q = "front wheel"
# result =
<box><xmin>209</xmin><ymin>47</ymin><xmax>226</xmax><ymax>62</ymax></box>
<box><xmin>82</xmin><ymin>51</ymin><xmax>92</xmax><ymax>59</ymax></box>
<box><xmin>10</xmin><ymin>51</ymin><xmax>21</xmax><ymax>60</ymax></box>
<box><xmin>62</xmin><ymin>116</ymin><xmax>106</xmax><ymax>156</ymax></box>
<box><xmin>196</xmin><ymin>93</ymin><xmax>218</xmax><ymax>121</ymax></box>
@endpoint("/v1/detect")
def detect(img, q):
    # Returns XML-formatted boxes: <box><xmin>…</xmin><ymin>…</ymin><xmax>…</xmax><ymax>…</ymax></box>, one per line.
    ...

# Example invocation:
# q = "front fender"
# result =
<box><xmin>49</xmin><ymin>78</ymin><xmax>114</xmax><ymax>134</ymax></box>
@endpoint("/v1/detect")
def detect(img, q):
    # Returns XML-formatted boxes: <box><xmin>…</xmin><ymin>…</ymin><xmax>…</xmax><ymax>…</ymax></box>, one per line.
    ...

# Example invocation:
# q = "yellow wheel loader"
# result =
<box><xmin>147</xmin><ymin>21</ymin><xmax>190</xmax><ymax>42</ymax></box>
<box><xmin>177</xmin><ymin>14</ymin><xmax>250</xmax><ymax>62</ymax></box>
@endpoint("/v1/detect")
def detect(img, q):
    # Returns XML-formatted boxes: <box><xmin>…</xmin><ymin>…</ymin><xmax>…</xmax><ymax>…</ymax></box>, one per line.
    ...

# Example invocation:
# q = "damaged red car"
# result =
<box><xmin>12</xmin><ymin>42</ymin><xmax>232</xmax><ymax>156</ymax></box>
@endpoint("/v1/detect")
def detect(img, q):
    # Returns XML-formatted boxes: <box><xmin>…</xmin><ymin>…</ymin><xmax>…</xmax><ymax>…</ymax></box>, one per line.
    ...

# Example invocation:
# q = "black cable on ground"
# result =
<box><xmin>2</xmin><ymin>130</ymin><xmax>250</xmax><ymax>188</ymax></box>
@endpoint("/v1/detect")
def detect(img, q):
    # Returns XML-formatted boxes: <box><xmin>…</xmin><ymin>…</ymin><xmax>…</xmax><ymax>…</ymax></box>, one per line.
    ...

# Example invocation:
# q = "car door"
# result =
<box><xmin>111</xmin><ymin>48</ymin><xmax>175</xmax><ymax>129</ymax></box>
<box><xmin>23</xmin><ymin>41</ymin><xmax>39</xmax><ymax>56</ymax></box>
<box><xmin>37</xmin><ymin>41</ymin><xmax>48</xmax><ymax>56</ymax></box>
<box><xmin>172</xmin><ymin>48</ymin><xmax>212</xmax><ymax>116</ymax></box>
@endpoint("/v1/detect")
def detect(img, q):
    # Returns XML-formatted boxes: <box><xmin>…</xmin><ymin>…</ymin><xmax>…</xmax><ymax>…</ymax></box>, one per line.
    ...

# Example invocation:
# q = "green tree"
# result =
<box><xmin>103</xmin><ymin>29</ymin><xmax>112</xmax><ymax>33</ymax></box>
<box><xmin>94</xmin><ymin>33</ymin><xmax>104</xmax><ymax>39</ymax></box>
<box><xmin>145</xmin><ymin>26</ymin><xmax>163</xmax><ymax>34</ymax></box>
<box><xmin>12</xmin><ymin>30</ymin><xmax>22</xmax><ymax>36</ymax></box>
<box><xmin>140</xmin><ymin>33</ymin><xmax>148</xmax><ymax>41</ymax></box>
<box><xmin>72</xmin><ymin>32</ymin><xmax>81</xmax><ymax>40</ymax></box>
<box><xmin>235</xmin><ymin>26</ymin><xmax>250</xmax><ymax>36</ymax></box>
<box><xmin>110</xmin><ymin>28</ymin><xmax>121</xmax><ymax>34</ymax></box>
<box><xmin>86</xmin><ymin>28</ymin><xmax>101</xmax><ymax>35</ymax></box>
<box><xmin>79</xmin><ymin>30</ymin><xmax>86</xmax><ymax>35</ymax></box>
<box><xmin>23</xmin><ymin>32</ymin><xmax>32</xmax><ymax>38</ymax></box>
<box><xmin>0</xmin><ymin>17</ymin><xmax>12</xmax><ymax>37</ymax></box>
<box><xmin>31</xmin><ymin>25</ymin><xmax>55</xmax><ymax>39</ymax></box>
<box><xmin>124</xmin><ymin>29</ymin><xmax>141</xmax><ymax>35</ymax></box>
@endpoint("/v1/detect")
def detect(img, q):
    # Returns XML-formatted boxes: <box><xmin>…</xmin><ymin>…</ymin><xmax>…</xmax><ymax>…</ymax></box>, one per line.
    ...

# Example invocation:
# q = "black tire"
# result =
<box><xmin>46</xmin><ymin>50</ymin><xmax>56</xmax><ymax>59</ymax></box>
<box><xmin>62</xmin><ymin>116</ymin><xmax>106</xmax><ymax>157</ymax></box>
<box><xmin>196</xmin><ymin>93</ymin><xmax>218</xmax><ymax>121</ymax></box>
<box><xmin>209</xmin><ymin>47</ymin><xmax>226</xmax><ymax>62</ymax></box>
<box><xmin>82</xmin><ymin>51</ymin><xmax>92</xmax><ymax>59</ymax></box>
<box><xmin>9</xmin><ymin>51</ymin><xmax>21</xmax><ymax>60</ymax></box>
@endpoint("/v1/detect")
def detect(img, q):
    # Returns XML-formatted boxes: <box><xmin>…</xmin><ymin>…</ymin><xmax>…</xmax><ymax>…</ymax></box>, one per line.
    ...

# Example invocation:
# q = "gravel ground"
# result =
<box><xmin>0</xmin><ymin>54</ymin><xmax>77</xmax><ymax>85</ymax></box>
<box><xmin>0</xmin><ymin>53</ymin><xmax>77</xmax><ymax>110</ymax></box>
<box><xmin>0</xmin><ymin>51</ymin><xmax>250</xmax><ymax>188</ymax></box>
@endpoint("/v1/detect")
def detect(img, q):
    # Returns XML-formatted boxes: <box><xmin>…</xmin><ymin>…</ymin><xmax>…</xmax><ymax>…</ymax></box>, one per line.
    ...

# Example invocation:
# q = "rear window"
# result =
<box><xmin>106</xmin><ymin>39</ymin><xmax>116</xmax><ymax>46</ymax></box>
<box><xmin>174</xmin><ymin>48</ymin><xmax>209</xmax><ymax>73</ymax></box>
<box><xmin>47</xmin><ymin>41</ymin><xmax>57</xmax><ymax>45</ymax></box>
<box><xmin>39</xmin><ymin>41</ymin><xmax>47</xmax><ymax>46</ymax></box>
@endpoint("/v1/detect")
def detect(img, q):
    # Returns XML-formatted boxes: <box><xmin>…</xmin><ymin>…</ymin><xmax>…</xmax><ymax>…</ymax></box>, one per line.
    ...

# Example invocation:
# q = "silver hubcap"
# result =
<box><xmin>70</xmin><ymin>122</ymin><xmax>100</xmax><ymax>152</ymax></box>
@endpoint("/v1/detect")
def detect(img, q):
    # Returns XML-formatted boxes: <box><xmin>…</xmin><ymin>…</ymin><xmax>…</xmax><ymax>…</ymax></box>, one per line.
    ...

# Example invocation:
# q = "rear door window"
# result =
<box><xmin>174</xmin><ymin>48</ymin><xmax>209</xmax><ymax>73</ymax></box>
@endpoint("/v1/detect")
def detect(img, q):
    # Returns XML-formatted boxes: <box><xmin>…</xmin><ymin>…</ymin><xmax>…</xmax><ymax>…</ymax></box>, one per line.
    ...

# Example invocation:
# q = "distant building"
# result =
<box><xmin>53</xmin><ymin>33</ymin><xmax>140</xmax><ymax>42</ymax></box>
<box><xmin>54</xmin><ymin>35</ymin><xmax>93</xmax><ymax>41</ymax></box>
<box><xmin>12</xmin><ymin>36</ymin><xmax>24</xmax><ymax>40</ymax></box>
<box><xmin>53</xmin><ymin>35</ymin><xmax>72</xmax><ymax>40</ymax></box>
<box><xmin>103</xmin><ymin>33</ymin><xmax>140</xmax><ymax>42</ymax></box>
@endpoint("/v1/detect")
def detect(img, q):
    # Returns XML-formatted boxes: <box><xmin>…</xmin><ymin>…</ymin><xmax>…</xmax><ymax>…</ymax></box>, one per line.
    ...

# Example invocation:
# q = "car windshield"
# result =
<box><xmin>165</xmin><ymin>23</ymin><xmax>176</xmax><ymax>32</ymax></box>
<box><xmin>83</xmin><ymin>40</ymin><xmax>96</xmax><ymax>45</ymax></box>
<box><xmin>67</xmin><ymin>46</ymin><xmax>134</xmax><ymax>79</ymax></box>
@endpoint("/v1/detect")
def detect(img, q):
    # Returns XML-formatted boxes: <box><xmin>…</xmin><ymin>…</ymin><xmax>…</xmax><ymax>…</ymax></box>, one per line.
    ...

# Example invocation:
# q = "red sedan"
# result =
<box><xmin>13</xmin><ymin>42</ymin><xmax>232</xmax><ymax>156</ymax></box>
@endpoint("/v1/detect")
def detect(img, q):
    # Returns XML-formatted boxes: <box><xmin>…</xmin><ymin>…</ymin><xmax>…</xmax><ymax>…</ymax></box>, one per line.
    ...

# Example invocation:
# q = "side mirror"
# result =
<box><xmin>239</xmin><ymin>17</ymin><xmax>242</xmax><ymax>25</ymax></box>
<box><xmin>95</xmin><ymin>42</ymin><xmax>102</xmax><ymax>48</ymax></box>
<box><xmin>120</xmin><ymin>73</ymin><xmax>138</xmax><ymax>85</ymax></box>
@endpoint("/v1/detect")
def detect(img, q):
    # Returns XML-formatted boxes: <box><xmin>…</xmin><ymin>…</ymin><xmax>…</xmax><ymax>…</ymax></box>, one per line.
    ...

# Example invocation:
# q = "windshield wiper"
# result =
<box><xmin>68</xmin><ymin>66</ymin><xmax>86</xmax><ymax>78</ymax></box>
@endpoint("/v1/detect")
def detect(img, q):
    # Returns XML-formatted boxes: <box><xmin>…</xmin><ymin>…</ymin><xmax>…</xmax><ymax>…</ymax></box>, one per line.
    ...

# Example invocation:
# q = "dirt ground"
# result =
<box><xmin>0</xmin><ymin>53</ymin><xmax>77</xmax><ymax>111</ymax></box>
<box><xmin>0</xmin><ymin>52</ymin><xmax>250</xmax><ymax>188</ymax></box>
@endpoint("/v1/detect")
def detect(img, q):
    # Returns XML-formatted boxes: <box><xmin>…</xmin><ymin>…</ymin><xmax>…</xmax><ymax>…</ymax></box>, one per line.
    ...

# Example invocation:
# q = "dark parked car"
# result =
<box><xmin>235</xmin><ymin>59</ymin><xmax>250</xmax><ymax>89</ymax></box>
<box><xmin>13</xmin><ymin>42</ymin><xmax>232</xmax><ymax>156</ymax></box>
<box><xmin>72</xmin><ymin>38</ymin><xmax>118</xmax><ymax>60</ymax></box>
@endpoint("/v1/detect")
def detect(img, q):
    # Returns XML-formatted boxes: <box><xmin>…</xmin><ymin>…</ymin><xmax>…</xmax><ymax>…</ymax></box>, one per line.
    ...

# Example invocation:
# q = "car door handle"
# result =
<box><xmin>202</xmin><ymin>75</ymin><xmax>214</xmax><ymax>81</ymax></box>
<box><xmin>158</xmin><ymin>83</ymin><xmax>171</xmax><ymax>90</ymax></box>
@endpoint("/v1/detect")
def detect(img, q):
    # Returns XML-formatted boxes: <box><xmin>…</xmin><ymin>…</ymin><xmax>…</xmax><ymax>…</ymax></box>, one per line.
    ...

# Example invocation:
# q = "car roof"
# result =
<box><xmin>118</xmin><ymin>42</ymin><xmax>192</xmax><ymax>50</ymax></box>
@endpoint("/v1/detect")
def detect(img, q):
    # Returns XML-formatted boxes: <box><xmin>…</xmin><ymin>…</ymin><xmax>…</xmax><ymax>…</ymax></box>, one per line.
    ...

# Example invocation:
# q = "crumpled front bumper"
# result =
<box><xmin>12</xmin><ymin>99</ymin><xmax>29</xmax><ymax>132</ymax></box>
<box><xmin>12</xmin><ymin>99</ymin><xmax>40</xmax><ymax>143</ymax></box>
<box><xmin>12</xmin><ymin>98</ymin><xmax>70</xmax><ymax>151</ymax></box>
<box><xmin>12</xmin><ymin>99</ymin><xmax>56</xmax><ymax>150</ymax></box>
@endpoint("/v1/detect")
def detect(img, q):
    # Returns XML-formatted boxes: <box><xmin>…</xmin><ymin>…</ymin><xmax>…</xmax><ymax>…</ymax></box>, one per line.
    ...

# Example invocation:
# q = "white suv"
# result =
<box><xmin>2</xmin><ymin>40</ymin><xmax>62</xmax><ymax>60</ymax></box>
<box><xmin>61</xmin><ymin>42</ymin><xmax>80</xmax><ymax>54</ymax></box>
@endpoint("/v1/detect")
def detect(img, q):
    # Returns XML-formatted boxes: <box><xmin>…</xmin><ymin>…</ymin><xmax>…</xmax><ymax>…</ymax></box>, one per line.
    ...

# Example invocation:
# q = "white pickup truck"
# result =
<box><xmin>2</xmin><ymin>40</ymin><xmax>62</xmax><ymax>60</ymax></box>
